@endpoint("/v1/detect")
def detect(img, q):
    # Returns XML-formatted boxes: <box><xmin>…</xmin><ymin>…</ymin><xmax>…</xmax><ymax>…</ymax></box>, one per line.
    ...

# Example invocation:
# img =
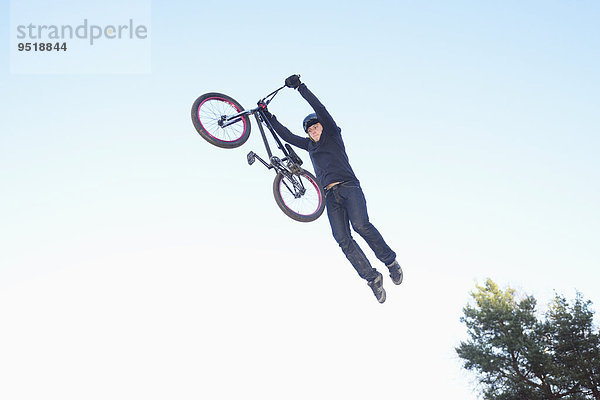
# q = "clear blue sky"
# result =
<box><xmin>1</xmin><ymin>1</ymin><xmax>599</xmax><ymax>399</ymax></box>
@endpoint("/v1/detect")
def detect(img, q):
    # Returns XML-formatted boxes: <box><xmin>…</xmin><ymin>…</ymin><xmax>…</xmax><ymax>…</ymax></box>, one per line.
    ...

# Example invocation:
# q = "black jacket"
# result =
<box><xmin>265</xmin><ymin>83</ymin><xmax>358</xmax><ymax>188</ymax></box>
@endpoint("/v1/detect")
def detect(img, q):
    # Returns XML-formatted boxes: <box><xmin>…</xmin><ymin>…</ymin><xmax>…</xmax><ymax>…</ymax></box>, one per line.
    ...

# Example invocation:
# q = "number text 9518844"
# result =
<box><xmin>18</xmin><ymin>42</ymin><xmax>67</xmax><ymax>51</ymax></box>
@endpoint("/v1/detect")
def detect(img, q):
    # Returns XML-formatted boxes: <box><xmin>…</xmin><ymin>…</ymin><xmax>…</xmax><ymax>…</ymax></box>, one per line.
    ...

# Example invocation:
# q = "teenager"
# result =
<box><xmin>263</xmin><ymin>75</ymin><xmax>403</xmax><ymax>303</ymax></box>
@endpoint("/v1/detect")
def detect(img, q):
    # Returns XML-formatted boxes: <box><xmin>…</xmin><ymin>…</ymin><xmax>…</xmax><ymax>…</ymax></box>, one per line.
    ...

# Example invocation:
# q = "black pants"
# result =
<box><xmin>325</xmin><ymin>181</ymin><xmax>396</xmax><ymax>281</ymax></box>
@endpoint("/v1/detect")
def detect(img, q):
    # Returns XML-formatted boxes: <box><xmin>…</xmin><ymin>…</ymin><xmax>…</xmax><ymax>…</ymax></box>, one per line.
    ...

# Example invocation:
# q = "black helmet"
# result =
<box><xmin>303</xmin><ymin>113</ymin><xmax>319</xmax><ymax>133</ymax></box>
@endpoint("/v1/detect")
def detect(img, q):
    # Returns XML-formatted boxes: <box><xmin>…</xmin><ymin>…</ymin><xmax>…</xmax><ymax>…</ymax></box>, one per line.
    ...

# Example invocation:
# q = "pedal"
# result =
<box><xmin>247</xmin><ymin>151</ymin><xmax>256</xmax><ymax>165</ymax></box>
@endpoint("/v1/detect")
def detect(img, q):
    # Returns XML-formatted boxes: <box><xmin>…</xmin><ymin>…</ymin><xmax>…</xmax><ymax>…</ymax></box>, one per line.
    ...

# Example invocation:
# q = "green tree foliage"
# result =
<box><xmin>456</xmin><ymin>279</ymin><xmax>600</xmax><ymax>400</ymax></box>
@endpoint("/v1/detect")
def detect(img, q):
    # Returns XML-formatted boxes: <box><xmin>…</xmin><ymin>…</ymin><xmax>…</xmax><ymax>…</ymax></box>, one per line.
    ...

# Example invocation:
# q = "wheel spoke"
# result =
<box><xmin>197</xmin><ymin>97</ymin><xmax>246</xmax><ymax>143</ymax></box>
<box><xmin>279</xmin><ymin>173</ymin><xmax>323</xmax><ymax>217</ymax></box>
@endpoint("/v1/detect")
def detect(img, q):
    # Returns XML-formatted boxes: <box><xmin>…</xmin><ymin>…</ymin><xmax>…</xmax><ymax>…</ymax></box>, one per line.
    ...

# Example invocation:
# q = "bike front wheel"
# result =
<box><xmin>273</xmin><ymin>169</ymin><xmax>325</xmax><ymax>223</ymax></box>
<box><xmin>191</xmin><ymin>92</ymin><xmax>251</xmax><ymax>149</ymax></box>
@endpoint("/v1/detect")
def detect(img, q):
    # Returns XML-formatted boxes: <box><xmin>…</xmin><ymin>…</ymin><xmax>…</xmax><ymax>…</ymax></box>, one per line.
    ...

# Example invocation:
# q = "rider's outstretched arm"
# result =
<box><xmin>297</xmin><ymin>83</ymin><xmax>340</xmax><ymax>134</ymax></box>
<box><xmin>264</xmin><ymin>112</ymin><xmax>310</xmax><ymax>150</ymax></box>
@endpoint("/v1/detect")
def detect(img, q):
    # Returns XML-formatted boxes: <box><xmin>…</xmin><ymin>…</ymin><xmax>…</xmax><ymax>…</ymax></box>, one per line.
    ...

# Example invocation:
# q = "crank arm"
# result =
<box><xmin>247</xmin><ymin>151</ymin><xmax>272</xmax><ymax>169</ymax></box>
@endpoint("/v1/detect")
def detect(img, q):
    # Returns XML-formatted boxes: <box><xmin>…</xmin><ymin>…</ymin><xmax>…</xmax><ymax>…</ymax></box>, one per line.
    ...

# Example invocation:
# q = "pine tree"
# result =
<box><xmin>457</xmin><ymin>279</ymin><xmax>600</xmax><ymax>399</ymax></box>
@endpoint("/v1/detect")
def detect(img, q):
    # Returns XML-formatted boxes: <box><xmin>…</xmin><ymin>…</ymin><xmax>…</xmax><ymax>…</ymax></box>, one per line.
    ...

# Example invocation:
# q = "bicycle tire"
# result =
<box><xmin>191</xmin><ymin>92</ymin><xmax>251</xmax><ymax>149</ymax></box>
<box><xmin>273</xmin><ymin>169</ymin><xmax>325</xmax><ymax>222</ymax></box>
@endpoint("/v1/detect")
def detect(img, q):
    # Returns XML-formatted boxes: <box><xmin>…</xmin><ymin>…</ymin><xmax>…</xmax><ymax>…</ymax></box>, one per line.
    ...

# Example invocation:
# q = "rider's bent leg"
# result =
<box><xmin>326</xmin><ymin>189</ymin><xmax>377</xmax><ymax>281</ymax></box>
<box><xmin>342</xmin><ymin>183</ymin><xmax>397</xmax><ymax>265</ymax></box>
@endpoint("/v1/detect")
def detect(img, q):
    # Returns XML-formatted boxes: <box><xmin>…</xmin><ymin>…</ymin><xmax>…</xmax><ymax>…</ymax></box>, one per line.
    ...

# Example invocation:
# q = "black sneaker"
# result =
<box><xmin>367</xmin><ymin>272</ymin><xmax>386</xmax><ymax>303</ymax></box>
<box><xmin>387</xmin><ymin>260</ymin><xmax>403</xmax><ymax>285</ymax></box>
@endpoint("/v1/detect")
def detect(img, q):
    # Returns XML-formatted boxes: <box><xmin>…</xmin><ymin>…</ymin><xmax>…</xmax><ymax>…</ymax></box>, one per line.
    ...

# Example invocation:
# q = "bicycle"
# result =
<box><xmin>190</xmin><ymin>83</ymin><xmax>326</xmax><ymax>222</ymax></box>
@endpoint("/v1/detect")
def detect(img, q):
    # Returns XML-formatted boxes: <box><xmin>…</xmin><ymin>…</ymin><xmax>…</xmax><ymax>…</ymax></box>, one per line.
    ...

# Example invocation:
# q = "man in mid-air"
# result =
<box><xmin>263</xmin><ymin>75</ymin><xmax>403</xmax><ymax>303</ymax></box>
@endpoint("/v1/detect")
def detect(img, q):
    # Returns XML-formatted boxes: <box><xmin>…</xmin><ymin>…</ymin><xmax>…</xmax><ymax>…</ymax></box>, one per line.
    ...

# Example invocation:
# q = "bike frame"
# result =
<box><xmin>219</xmin><ymin>86</ymin><xmax>305</xmax><ymax>184</ymax></box>
<box><xmin>217</xmin><ymin>85</ymin><xmax>309</xmax><ymax>198</ymax></box>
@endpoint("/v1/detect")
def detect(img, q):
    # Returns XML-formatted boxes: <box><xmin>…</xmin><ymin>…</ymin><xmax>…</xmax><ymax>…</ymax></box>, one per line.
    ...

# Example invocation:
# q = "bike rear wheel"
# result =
<box><xmin>191</xmin><ymin>92</ymin><xmax>251</xmax><ymax>149</ymax></box>
<box><xmin>273</xmin><ymin>169</ymin><xmax>325</xmax><ymax>222</ymax></box>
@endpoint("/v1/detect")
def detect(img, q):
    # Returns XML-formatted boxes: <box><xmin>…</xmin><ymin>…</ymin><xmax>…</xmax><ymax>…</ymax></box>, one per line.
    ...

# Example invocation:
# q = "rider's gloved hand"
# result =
<box><xmin>285</xmin><ymin>74</ymin><xmax>302</xmax><ymax>89</ymax></box>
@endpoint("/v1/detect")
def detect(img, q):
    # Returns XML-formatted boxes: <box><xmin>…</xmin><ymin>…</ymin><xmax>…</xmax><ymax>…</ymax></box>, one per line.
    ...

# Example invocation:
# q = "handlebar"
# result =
<box><xmin>258</xmin><ymin>84</ymin><xmax>286</xmax><ymax>107</ymax></box>
<box><xmin>255</xmin><ymin>74</ymin><xmax>302</xmax><ymax>111</ymax></box>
